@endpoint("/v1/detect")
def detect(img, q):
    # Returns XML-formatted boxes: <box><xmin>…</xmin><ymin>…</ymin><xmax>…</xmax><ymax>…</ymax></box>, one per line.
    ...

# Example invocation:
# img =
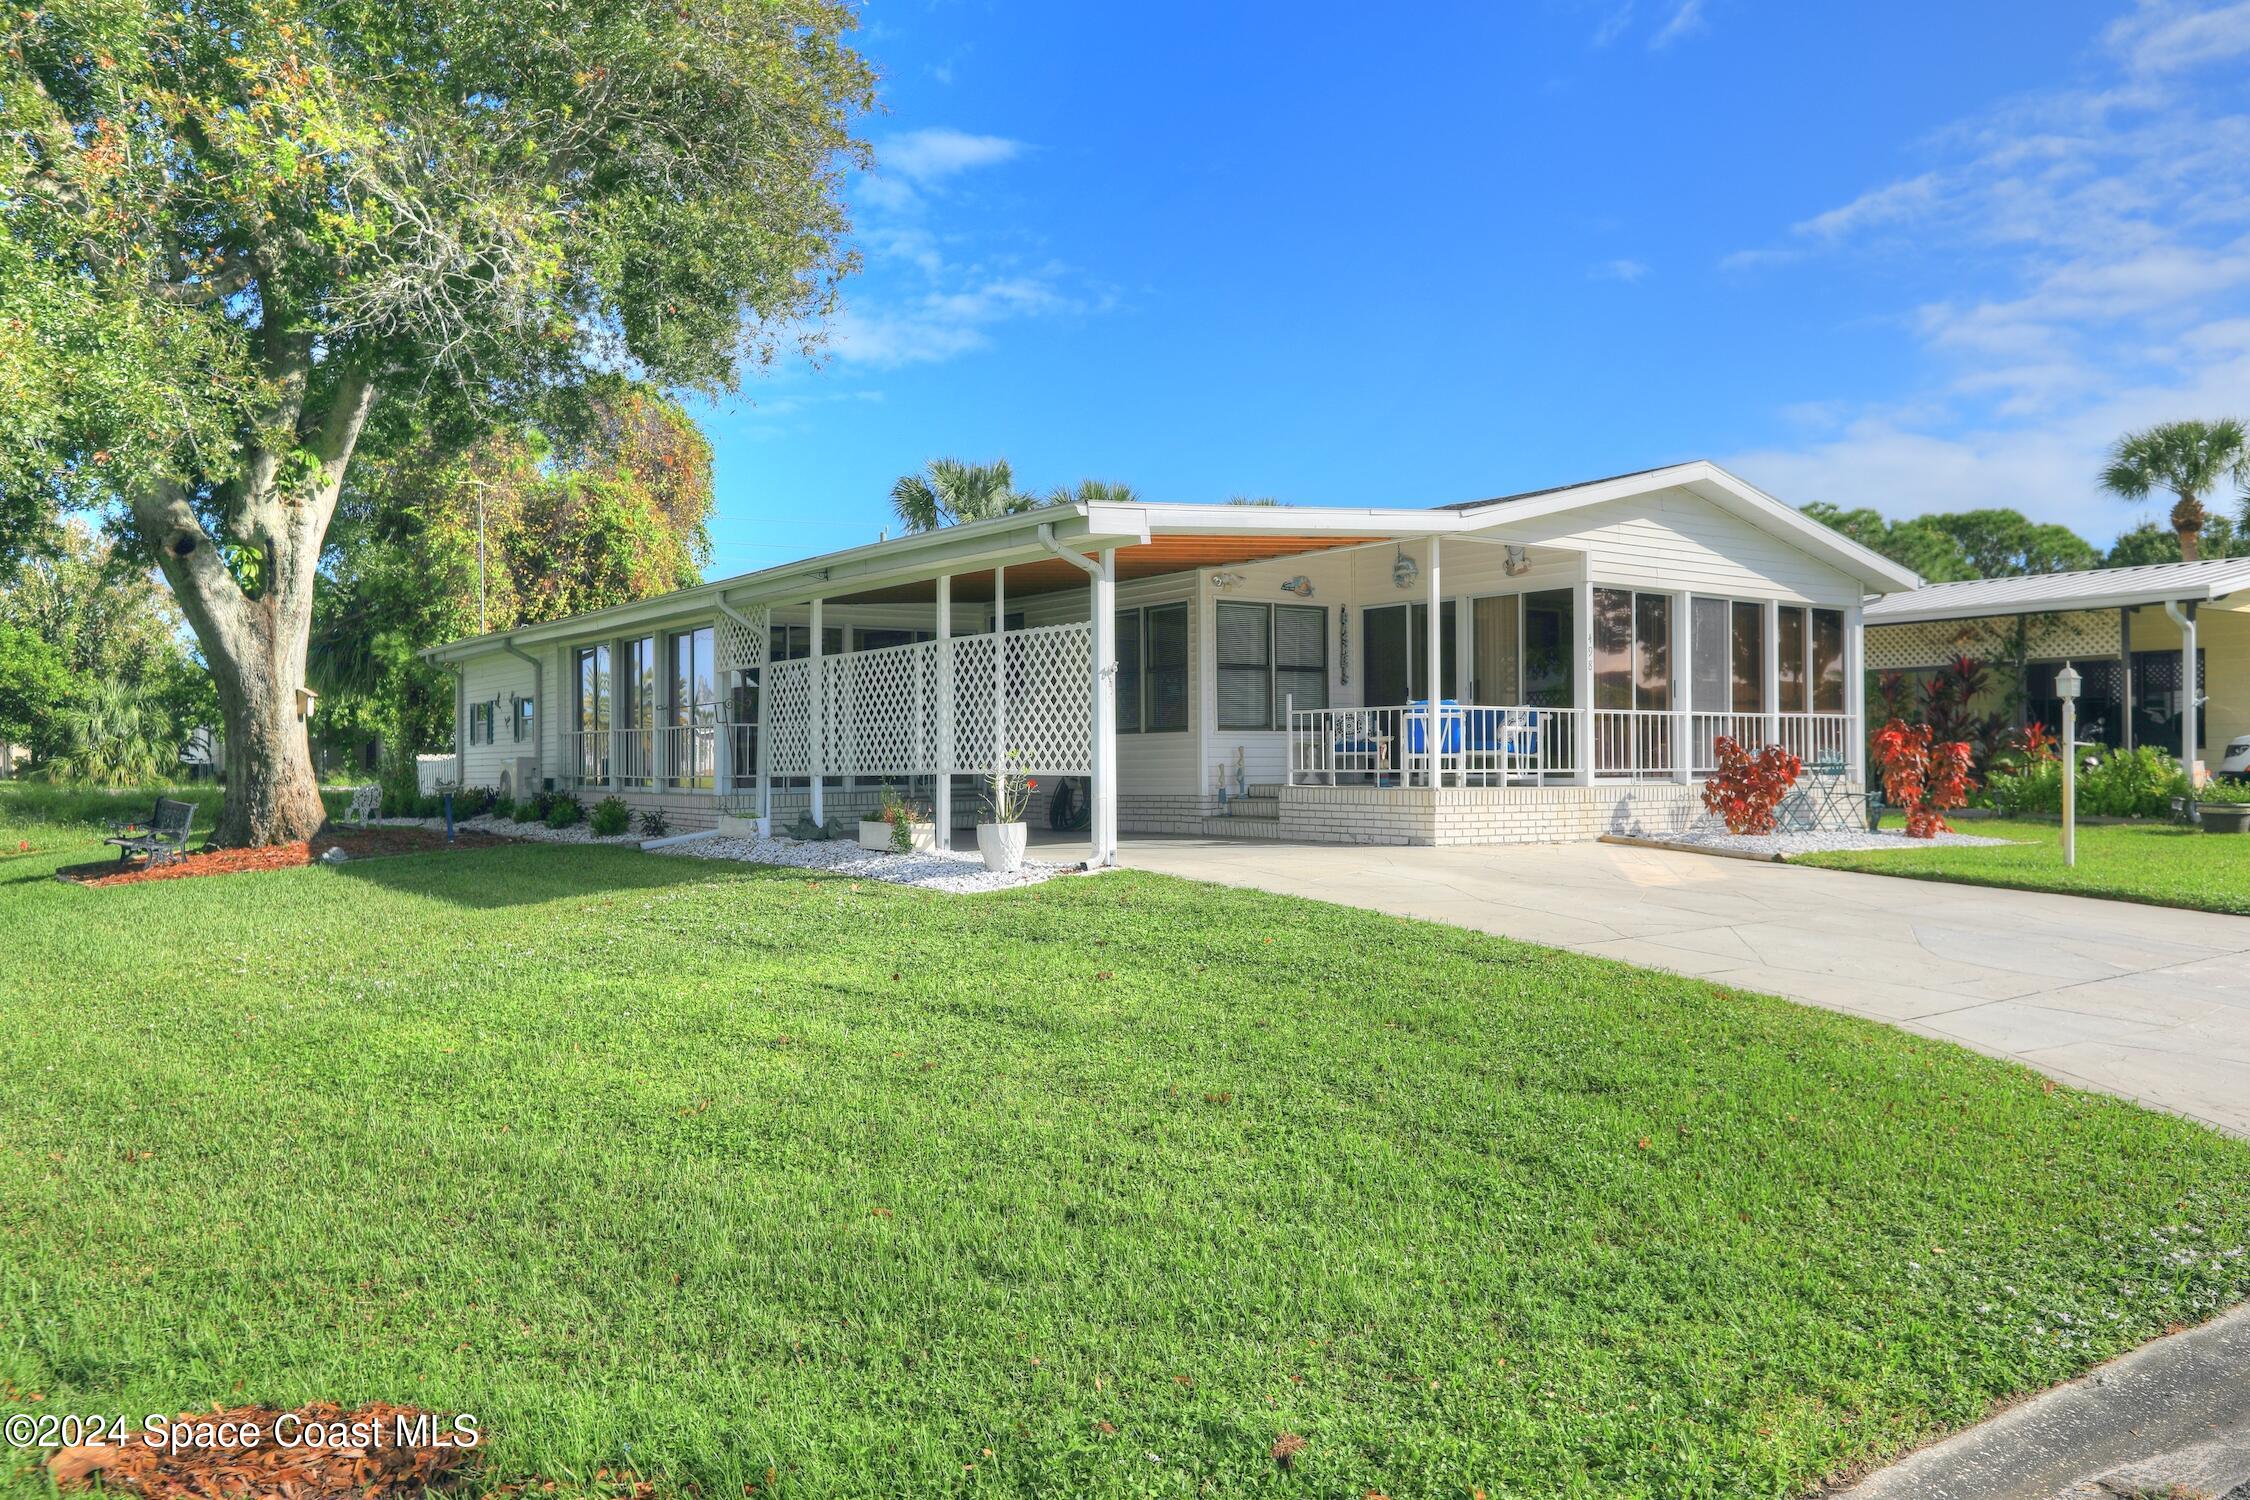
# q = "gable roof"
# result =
<box><xmin>1864</xmin><ymin>556</ymin><xmax>2250</xmax><ymax>624</ymax></box>
<box><xmin>1435</xmin><ymin>460</ymin><xmax>1922</xmax><ymax>593</ymax></box>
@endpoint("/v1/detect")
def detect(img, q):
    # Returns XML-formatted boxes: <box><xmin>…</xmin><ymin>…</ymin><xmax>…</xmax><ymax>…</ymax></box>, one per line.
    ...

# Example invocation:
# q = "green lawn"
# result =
<box><xmin>1795</xmin><ymin>816</ymin><xmax>2250</xmax><ymax>915</ymax></box>
<box><xmin>3</xmin><ymin>796</ymin><xmax>2248</xmax><ymax>1498</ymax></box>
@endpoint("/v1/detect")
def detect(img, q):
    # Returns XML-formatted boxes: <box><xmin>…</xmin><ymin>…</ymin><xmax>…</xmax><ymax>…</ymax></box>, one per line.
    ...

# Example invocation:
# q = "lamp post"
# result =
<box><xmin>2056</xmin><ymin>663</ymin><xmax>2081</xmax><ymax>869</ymax></box>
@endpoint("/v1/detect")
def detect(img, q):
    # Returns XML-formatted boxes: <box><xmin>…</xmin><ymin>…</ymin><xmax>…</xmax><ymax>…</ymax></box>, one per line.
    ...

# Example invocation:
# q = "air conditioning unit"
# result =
<box><xmin>507</xmin><ymin>756</ymin><xmax>539</xmax><ymax>801</ymax></box>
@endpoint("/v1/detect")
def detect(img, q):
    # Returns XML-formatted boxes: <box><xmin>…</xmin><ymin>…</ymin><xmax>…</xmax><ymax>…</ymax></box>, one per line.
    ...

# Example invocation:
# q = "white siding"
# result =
<box><xmin>1471</xmin><ymin>486</ymin><xmax>1862</xmax><ymax>603</ymax></box>
<box><xmin>457</xmin><ymin>651</ymin><xmax>541</xmax><ymax>794</ymax></box>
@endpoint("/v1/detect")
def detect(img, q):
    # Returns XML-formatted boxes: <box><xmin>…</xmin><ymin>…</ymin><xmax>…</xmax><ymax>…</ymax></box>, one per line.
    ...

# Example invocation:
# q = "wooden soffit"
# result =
<box><xmin>831</xmin><ymin>534</ymin><xmax>1377</xmax><ymax>605</ymax></box>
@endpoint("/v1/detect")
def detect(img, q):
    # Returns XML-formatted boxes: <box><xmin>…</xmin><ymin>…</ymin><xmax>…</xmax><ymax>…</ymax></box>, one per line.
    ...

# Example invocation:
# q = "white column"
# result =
<box><xmin>993</xmin><ymin>566</ymin><xmax>1008</xmax><ymax>784</ymax></box>
<box><xmin>1673</xmin><ymin>589</ymin><xmax>1695</xmax><ymax>784</ymax></box>
<box><xmin>1093</xmin><ymin>548</ymin><xmax>1117</xmax><ymax>865</ymax></box>
<box><xmin>808</xmin><ymin>598</ymin><xmax>825</xmax><ymax>824</ymax></box>
<box><xmin>754</xmin><ymin>611</ymin><xmax>773</xmax><ymax>828</ymax></box>
<box><xmin>1762</xmin><ymin>598</ymin><xmax>1782</xmax><ymax>751</ymax></box>
<box><xmin>1844</xmin><ymin>602</ymin><xmax>1864</xmax><ymax>788</ymax></box>
<box><xmin>2180</xmin><ymin>601</ymin><xmax>2200</xmax><ymax>785</ymax></box>
<box><xmin>934</xmin><ymin>575</ymin><xmax>953</xmax><ymax>850</ymax></box>
<box><xmin>1573</xmin><ymin>577</ymin><xmax>1595</xmax><ymax>784</ymax></box>
<box><xmin>1425</xmin><ymin>536</ymin><xmax>1443</xmax><ymax>787</ymax></box>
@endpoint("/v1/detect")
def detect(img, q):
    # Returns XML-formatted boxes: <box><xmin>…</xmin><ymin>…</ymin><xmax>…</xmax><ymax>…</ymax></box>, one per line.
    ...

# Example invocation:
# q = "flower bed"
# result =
<box><xmin>55</xmin><ymin>825</ymin><xmax>515</xmax><ymax>886</ymax></box>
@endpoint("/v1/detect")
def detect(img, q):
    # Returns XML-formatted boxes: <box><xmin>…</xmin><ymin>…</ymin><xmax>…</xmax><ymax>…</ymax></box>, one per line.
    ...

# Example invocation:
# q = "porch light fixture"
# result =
<box><xmin>1392</xmin><ymin>545</ymin><xmax>1418</xmax><ymax>589</ymax></box>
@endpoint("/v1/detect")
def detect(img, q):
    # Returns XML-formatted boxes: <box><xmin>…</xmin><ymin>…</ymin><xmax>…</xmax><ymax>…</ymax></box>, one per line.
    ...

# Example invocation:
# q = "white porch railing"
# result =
<box><xmin>560</xmin><ymin>723</ymin><xmax>752</xmax><ymax>794</ymax></box>
<box><xmin>1287</xmin><ymin>703</ymin><xmax>1854</xmax><ymax>787</ymax></box>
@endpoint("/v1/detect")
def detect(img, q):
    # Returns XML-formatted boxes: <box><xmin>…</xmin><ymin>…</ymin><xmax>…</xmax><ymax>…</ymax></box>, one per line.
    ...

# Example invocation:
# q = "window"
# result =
<box><xmin>770</xmin><ymin>624</ymin><xmax>843</xmax><ymax>660</ymax></box>
<box><xmin>468</xmin><ymin>701</ymin><xmax>495</xmax><ymax>745</ymax></box>
<box><xmin>1215</xmin><ymin>603</ymin><xmax>1328</xmax><ymax>730</ymax></box>
<box><xmin>1776</xmin><ymin>606</ymin><xmax>1807</xmax><ymax>714</ymax></box>
<box><xmin>856</xmin><ymin>627</ymin><xmax>932</xmax><ymax>652</ymax></box>
<box><xmin>1114</xmin><ymin>603</ymin><xmax>1188</xmax><ymax>733</ymax></box>
<box><xmin>1593</xmin><ymin>590</ymin><xmax>1673</xmax><ymax>712</ymax></box>
<box><xmin>1690</xmin><ymin>597</ymin><xmax>1728</xmax><ymax>713</ymax></box>
<box><xmin>1730</xmin><ymin>602</ymin><xmax>1765</xmax><ymax>714</ymax></box>
<box><xmin>512</xmin><ymin>697</ymin><xmax>534</xmax><ymax>743</ymax></box>
<box><xmin>1471</xmin><ymin>595</ymin><xmax>1521</xmax><ymax>705</ymax></box>
<box><xmin>1115</xmin><ymin>609</ymin><xmax>1144</xmax><ymax>734</ymax></box>
<box><xmin>1362</xmin><ymin>602</ymin><xmax>1456</xmax><ymax>706</ymax></box>
<box><xmin>575</xmin><ymin>644</ymin><xmax>611</xmax><ymax>782</ymax></box>
<box><xmin>669</xmin><ymin>626</ymin><xmax>715</xmax><ymax>788</ymax></box>
<box><xmin>621</xmin><ymin>635</ymin><xmax>657</xmax><ymax>785</ymax></box>
<box><xmin>1521</xmin><ymin>591</ymin><xmax>1573</xmax><ymax>708</ymax></box>
<box><xmin>1811</xmin><ymin>609</ymin><xmax>1845</xmax><ymax>714</ymax></box>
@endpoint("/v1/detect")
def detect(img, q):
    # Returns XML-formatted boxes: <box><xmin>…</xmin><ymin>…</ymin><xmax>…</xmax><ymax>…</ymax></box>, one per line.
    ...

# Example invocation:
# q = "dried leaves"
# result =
<box><xmin>47</xmin><ymin>1403</ymin><xmax>475</xmax><ymax>1499</ymax></box>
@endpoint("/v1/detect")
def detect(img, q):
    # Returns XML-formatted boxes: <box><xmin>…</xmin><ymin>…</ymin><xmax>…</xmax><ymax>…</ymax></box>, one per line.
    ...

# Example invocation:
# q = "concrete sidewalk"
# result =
<box><xmin>1119</xmin><ymin>836</ymin><xmax>2250</xmax><ymax>1137</ymax></box>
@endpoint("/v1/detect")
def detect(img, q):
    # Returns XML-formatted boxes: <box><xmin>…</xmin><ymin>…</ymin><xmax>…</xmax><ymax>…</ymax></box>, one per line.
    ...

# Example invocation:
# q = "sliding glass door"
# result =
<box><xmin>1361</xmin><ymin>602</ymin><xmax>1456</xmax><ymax>706</ymax></box>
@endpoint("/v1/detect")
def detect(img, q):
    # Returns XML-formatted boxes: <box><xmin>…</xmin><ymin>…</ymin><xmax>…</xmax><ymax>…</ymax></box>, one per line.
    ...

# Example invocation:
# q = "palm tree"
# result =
<box><xmin>44</xmin><ymin>679</ymin><xmax>178</xmax><ymax>787</ymax></box>
<box><xmin>2099</xmin><ymin>418</ymin><xmax>2249</xmax><ymax>563</ymax></box>
<box><xmin>1045</xmin><ymin>480</ymin><xmax>1140</xmax><ymax>505</ymax></box>
<box><xmin>889</xmin><ymin>458</ymin><xmax>1042</xmax><ymax>533</ymax></box>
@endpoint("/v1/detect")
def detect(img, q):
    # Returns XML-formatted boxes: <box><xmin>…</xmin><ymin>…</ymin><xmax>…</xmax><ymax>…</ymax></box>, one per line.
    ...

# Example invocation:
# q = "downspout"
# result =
<box><xmin>451</xmin><ymin>663</ymin><xmax>467</xmax><ymax>787</ymax></box>
<box><xmin>2165</xmin><ymin>599</ymin><xmax>2200</xmax><ymax>784</ymax></box>
<box><xmin>501</xmin><ymin>640</ymin><xmax>543</xmax><ymax>786</ymax></box>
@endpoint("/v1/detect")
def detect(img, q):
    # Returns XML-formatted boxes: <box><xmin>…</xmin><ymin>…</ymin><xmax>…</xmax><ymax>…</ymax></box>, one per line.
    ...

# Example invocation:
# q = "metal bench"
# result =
<box><xmin>104</xmin><ymin>796</ymin><xmax>196</xmax><ymax>868</ymax></box>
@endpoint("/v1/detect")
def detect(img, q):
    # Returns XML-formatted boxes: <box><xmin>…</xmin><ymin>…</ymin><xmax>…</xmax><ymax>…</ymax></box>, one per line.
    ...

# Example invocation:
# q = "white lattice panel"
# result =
<box><xmin>949</xmin><ymin>635</ymin><xmax>997</xmax><ymax>772</ymax></box>
<box><xmin>716</xmin><ymin>606</ymin><xmax>769</xmax><ymax>675</ymax></box>
<box><xmin>827</xmin><ymin>638</ymin><xmax>938</xmax><ymax>776</ymax></box>
<box><xmin>765</xmin><ymin>657</ymin><xmax>812</xmax><ymax>775</ymax></box>
<box><xmin>1003</xmin><ymin>622</ymin><xmax>1093</xmax><ymax>774</ymax></box>
<box><xmin>1867</xmin><ymin>609</ymin><xmax>2121</xmax><ymax>671</ymax></box>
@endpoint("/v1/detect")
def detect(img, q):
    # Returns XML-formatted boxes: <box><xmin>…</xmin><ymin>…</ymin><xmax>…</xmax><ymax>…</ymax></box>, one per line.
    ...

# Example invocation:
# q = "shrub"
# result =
<box><xmin>544</xmin><ymin>792</ymin><xmax>583</xmax><ymax>829</ymax></box>
<box><xmin>2197</xmin><ymin>778</ymin><xmax>2250</xmax><ymax>805</ymax></box>
<box><xmin>637</xmin><ymin>807</ymin><xmax>670</xmax><ymax>839</ymax></box>
<box><xmin>1873</xmin><ymin>719</ymin><xmax>1976</xmax><ymax>838</ymax></box>
<box><xmin>1700</xmin><ymin>738</ymin><xmax>1801</xmax><ymax>835</ymax></box>
<box><xmin>589</xmin><ymin>795</ymin><xmax>632</xmax><ymax>836</ymax></box>
<box><xmin>2082</xmin><ymin>746</ymin><xmax>2189</xmax><ymax>817</ymax></box>
<box><xmin>378</xmin><ymin>745</ymin><xmax>424</xmax><ymax>819</ymax></box>
<box><xmin>413</xmin><ymin>793</ymin><xmax>442</xmax><ymax>820</ymax></box>
<box><xmin>454</xmin><ymin>785</ymin><xmax>496</xmax><ymax>819</ymax></box>
<box><xmin>489</xmin><ymin>796</ymin><xmax>515</xmax><ymax>822</ymax></box>
<box><xmin>515</xmin><ymin>788</ymin><xmax>554</xmax><ymax>823</ymax></box>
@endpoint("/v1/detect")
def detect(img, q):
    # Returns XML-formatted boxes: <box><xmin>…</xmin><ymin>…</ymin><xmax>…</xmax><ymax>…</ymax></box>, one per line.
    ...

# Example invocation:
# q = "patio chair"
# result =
<box><xmin>1328</xmin><ymin>709</ymin><xmax>1394</xmax><ymax>786</ymax></box>
<box><xmin>1462</xmin><ymin>707</ymin><xmax>1541</xmax><ymax>784</ymax></box>
<box><xmin>104</xmin><ymin>796</ymin><xmax>196</xmax><ymax>868</ymax></box>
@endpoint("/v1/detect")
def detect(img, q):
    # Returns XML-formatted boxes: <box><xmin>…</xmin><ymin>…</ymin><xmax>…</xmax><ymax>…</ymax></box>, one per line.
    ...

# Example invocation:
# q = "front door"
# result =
<box><xmin>1361</xmin><ymin>602</ymin><xmax>1457</xmax><ymax>705</ymax></box>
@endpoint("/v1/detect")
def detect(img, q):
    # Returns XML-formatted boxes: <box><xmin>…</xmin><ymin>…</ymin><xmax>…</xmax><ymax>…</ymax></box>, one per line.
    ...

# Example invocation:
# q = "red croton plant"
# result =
<box><xmin>1872</xmin><ymin>719</ymin><xmax>1977</xmax><ymax>837</ymax></box>
<box><xmin>1701</xmin><ymin>737</ymin><xmax>1803</xmax><ymax>835</ymax></box>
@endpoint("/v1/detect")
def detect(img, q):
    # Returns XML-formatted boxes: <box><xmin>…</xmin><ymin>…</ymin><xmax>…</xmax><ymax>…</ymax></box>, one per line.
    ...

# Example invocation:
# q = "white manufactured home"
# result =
<box><xmin>426</xmin><ymin>462</ymin><xmax>1918</xmax><ymax>857</ymax></box>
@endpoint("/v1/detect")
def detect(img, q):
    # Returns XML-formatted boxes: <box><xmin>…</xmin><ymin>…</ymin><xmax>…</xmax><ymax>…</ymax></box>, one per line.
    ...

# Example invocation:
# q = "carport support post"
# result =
<box><xmin>1672</xmin><ymin>588</ymin><xmax>1694</xmax><ymax>784</ymax></box>
<box><xmin>993</xmin><ymin>567</ymin><xmax>1008</xmax><ymax>788</ymax></box>
<box><xmin>755</xmin><ymin>609</ymin><xmax>773</xmax><ymax>829</ymax></box>
<box><xmin>1093</xmin><ymin>548</ymin><xmax>1117</xmax><ymax>865</ymax></box>
<box><xmin>2118</xmin><ymin>607</ymin><xmax>2134</xmax><ymax>752</ymax></box>
<box><xmin>1425</xmin><ymin>536</ymin><xmax>1444</xmax><ymax>787</ymax></box>
<box><xmin>2168</xmin><ymin>599</ymin><xmax>2199</xmax><ymax>785</ymax></box>
<box><xmin>808</xmin><ymin>597</ymin><xmax>825</xmax><ymax>825</ymax></box>
<box><xmin>935</xmin><ymin>575</ymin><xmax>953</xmax><ymax>850</ymax></box>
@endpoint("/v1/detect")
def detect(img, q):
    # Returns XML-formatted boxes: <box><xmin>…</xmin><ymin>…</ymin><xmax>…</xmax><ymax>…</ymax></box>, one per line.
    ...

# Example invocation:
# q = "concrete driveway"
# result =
<box><xmin>1119</xmin><ymin>836</ymin><xmax>2250</xmax><ymax>1138</ymax></box>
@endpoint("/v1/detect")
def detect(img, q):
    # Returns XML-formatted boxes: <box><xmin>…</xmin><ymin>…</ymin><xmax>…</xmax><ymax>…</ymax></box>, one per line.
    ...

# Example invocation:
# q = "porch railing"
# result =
<box><xmin>559</xmin><ymin>724</ymin><xmax>756</xmax><ymax>794</ymax></box>
<box><xmin>1287</xmin><ymin>703</ymin><xmax>1854</xmax><ymax>787</ymax></box>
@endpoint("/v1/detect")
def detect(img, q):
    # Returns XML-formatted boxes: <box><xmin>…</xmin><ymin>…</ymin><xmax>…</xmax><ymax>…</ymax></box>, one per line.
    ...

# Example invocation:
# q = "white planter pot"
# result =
<box><xmin>860</xmin><ymin>818</ymin><xmax>940</xmax><ymax>854</ymax></box>
<box><xmin>976</xmin><ymin>821</ymin><xmax>1027</xmax><ymax>873</ymax></box>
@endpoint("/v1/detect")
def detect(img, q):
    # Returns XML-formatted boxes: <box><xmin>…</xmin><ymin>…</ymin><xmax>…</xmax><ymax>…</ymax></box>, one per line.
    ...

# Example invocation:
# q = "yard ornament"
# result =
<box><xmin>1392</xmin><ymin>546</ymin><xmax>1418</xmax><ymax>589</ymax></box>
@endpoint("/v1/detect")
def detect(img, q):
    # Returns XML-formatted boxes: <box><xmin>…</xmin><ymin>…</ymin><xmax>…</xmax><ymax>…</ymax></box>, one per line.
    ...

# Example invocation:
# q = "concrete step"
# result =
<box><xmin>1222</xmin><ymin>796</ymin><xmax>1279</xmax><ymax>819</ymax></box>
<box><xmin>1197</xmin><ymin>814</ymin><xmax>1285</xmax><ymax>840</ymax></box>
<box><xmin>1247</xmin><ymin>782</ymin><xmax>1285</xmax><ymax>800</ymax></box>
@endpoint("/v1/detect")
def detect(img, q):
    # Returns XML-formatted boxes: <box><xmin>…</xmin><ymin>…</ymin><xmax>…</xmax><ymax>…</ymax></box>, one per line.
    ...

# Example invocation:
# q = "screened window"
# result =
<box><xmin>1594</xmin><ymin>590</ymin><xmax>1672</xmax><ymax>711</ymax></box>
<box><xmin>1471</xmin><ymin>595</ymin><xmax>1521</xmax><ymax>705</ymax></box>
<box><xmin>575</xmin><ymin>644</ymin><xmax>611</xmax><ymax>782</ymax></box>
<box><xmin>1690</xmin><ymin>597</ymin><xmax>1728</xmax><ymax>713</ymax></box>
<box><xmin>512</xmin><ymin>697</ymin><xmax>534</xmax><ymax>742</ymax></box>
<box><xmin>1730</xmin><ymin>602</ymin><xmax>1765</xmax><ymax>714</ymax></box>
<box><xmin>622</xmin><ymin>635</ymin><xmax>657</xmax><ymax>785</ymax></box>
<box><xmin>1776</xmin><ymin>606</ymin><xmax>1808</xmax><ymax>714</ymax></box>
<box><xmin>1811</xmin><ymin>609</ymin><xmax>1846</xmax><ymax>714</ymax></box>
<box><xmin>1144</xmin><ymin>603</ymin><xmax>1188</xmax><ymax>732</ymax></box>
<box><xmin>1274</xmin><ymin>605</ymin><xmax>1327</xmax><ymax>718</ymax></box>
<box><xmin>1362</xmin><ymin>602</ymin><xmax>1456</xmax><ymax>705</ymax></box>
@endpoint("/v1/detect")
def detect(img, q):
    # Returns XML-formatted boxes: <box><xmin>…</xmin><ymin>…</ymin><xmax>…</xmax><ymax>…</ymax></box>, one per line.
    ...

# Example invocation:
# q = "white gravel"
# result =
<box><xmin>1650</xmin><ymin>824</ymin><xmax>2013</xmax><ymax>858</ymax></box>
<box><xmin>653</xmin><ymin>834</ymin><xmax>1075</xmax><ymax>893</ymax></box>
<box><xmin>368</xmin><ymin>814</ymin><xmax>641</xmax><ymax>846</ymax></box>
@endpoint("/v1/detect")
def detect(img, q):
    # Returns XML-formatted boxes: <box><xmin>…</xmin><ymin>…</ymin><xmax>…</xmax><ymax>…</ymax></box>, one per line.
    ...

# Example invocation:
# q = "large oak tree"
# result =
<box><xmin>2</xmin><ymin>1</ymin><xmax>870</xmax><ymax>843</ymax></box>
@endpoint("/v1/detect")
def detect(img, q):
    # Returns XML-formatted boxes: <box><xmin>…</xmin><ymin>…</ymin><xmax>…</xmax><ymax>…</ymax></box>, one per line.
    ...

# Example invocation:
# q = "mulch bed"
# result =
<box><xmin>55</xmin><ymin>825</ymin><xmax>516</xmax><ymax>888</ymax></box>
<box><xmin>48</xmin><ymin>1403</ymin><xmax>476</xmax><ymax>1498</ymax></box>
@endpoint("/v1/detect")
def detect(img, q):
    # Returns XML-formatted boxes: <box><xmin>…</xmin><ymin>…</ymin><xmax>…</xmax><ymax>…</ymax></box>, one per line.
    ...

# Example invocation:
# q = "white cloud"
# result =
<box><xmin>829</xmin><ymin>274</ymin><xmax>1094</xmax><ymax>369</ymax></box>
<box><xmin>1589</xmin><ymin>257</ymin><xmax>1650</xmax><ymax>282</ymax></box>
<box><xmin>2107</xmin><ymin>0</ymin><xmax>2250</xmax><ymax>73</ymax></box>
<box><xmin>1591</xmin><ymin>3</ymin><xmax>1634</xmax><ymax>47</ymax></box>
<box><xmin>1719</xmin><ymin>2</ymin><xmax>2250</xmax><ymax>536</ymax></box>
<box><xmin>877</xmin><ymin>127</ymin><xmax>1024</xmax><ymax>185</ymax></box>
<box><xmin>1650</xmin><ymin>0</ymin><xmax>1706</xmax><ymax>49</ymax></box>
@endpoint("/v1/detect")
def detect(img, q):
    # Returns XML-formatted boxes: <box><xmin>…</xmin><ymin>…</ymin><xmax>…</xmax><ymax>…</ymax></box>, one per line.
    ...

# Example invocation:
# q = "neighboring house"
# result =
<box><xmin>178</xmin><ymin>725</ymin><xmax>222</xmax><ymax>782</ymax></box>
<box><xmin>1863</xmin><ymin>557</ymin><xmax>2250</xmax><ymax>783</ymax></box>
<box><xmin>424</xmin><ymin>461</ymin><xmax>1916</xmax><ymax>856</ymax></box>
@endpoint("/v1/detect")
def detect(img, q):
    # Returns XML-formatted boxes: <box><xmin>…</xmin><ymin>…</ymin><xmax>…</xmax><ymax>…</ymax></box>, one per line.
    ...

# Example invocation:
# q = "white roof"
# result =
<box><xmin>1864</xmin><ymin>557</ymin><xmax>2250</xmax><ymax>624</ymax></box>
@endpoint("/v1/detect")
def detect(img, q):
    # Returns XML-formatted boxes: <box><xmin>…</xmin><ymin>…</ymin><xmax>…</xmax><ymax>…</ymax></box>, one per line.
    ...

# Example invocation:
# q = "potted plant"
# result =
<box><xmin>2195</xmin><ymin>779</ymin><xmax>2250</xmax><ymax>833</ymax></box>
<box><xmin>975</xmin><ymin>754</ymin><xmax>1037</xmax><ymax>873</ymax></box>
<box><xmin>861</xmin><ymin>783</ymin><xmax>939</xmax><ymax>855</ymax></box>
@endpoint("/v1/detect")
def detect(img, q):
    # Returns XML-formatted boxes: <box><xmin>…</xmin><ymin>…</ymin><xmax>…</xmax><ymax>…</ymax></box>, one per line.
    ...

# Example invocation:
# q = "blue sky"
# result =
<box><xmin>695</xmin><ymin>0</ymin><xmax>2250</xmax><ymax>577</ymax></box>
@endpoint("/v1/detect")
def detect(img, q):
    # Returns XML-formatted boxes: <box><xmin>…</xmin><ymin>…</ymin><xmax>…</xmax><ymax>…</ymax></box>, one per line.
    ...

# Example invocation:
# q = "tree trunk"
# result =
<box><xmin>133</xmin><ymin>368</ymin><xmax>378</xmax><ymax>847</ymax></box>
<box><xmin>208</xmin><ymin>601</ymin><xmax>329</xmax><ymax>846</ymax></box>
<box><xmin>2172</xmin><ymin>492</ymin><xmax>2204</xmax><ymax>563</ymax></box>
